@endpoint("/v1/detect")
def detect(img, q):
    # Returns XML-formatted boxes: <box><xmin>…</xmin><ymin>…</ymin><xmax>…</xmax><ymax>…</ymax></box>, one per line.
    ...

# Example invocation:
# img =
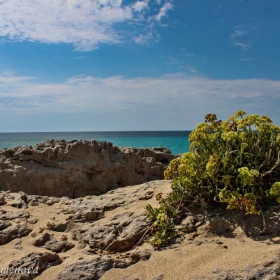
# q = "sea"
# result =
<box><xmin>0</xmin><ymin>131</ymin><xmax>191</xmax><ymax>155</ymax></box>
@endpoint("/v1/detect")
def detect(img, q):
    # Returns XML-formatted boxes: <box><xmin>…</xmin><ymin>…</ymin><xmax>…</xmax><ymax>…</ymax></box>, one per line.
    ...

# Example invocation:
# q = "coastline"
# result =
<box><xmin>0</xmin><ymin>139</ymin><xmax>279</xmax><ymax>279</ymax></box>
<box><xmin>0</xmin><ymin>131</ymin><xmax>191</xmax><ymax>155</ymax></box>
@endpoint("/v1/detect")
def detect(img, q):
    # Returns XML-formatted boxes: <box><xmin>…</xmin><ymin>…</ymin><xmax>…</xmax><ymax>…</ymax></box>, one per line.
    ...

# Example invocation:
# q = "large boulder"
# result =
<box><xmin>0</xmin><ymin>140</ymin><xmax>176</xmax><ymax>198</ymax></box>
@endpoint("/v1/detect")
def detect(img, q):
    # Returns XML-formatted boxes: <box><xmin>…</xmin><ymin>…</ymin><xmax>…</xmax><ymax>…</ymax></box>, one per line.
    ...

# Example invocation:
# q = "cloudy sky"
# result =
<box><xmin>0</xmin><ymin>0</ymin><xmax>279</xmax><ymax>132</ymax></box>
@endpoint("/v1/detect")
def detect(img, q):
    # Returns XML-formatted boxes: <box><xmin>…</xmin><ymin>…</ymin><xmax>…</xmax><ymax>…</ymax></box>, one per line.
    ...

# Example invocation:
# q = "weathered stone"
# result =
<box><xmin>33</xmin><ymin>232</ymin><xmax>51</xmax><ymax>247</ymax></box>
<box><xmin>13</xmin><ymin>238</ymin><xmax>22</xmax><ymax>250</ymax></box>
<box><xmin>43</xmin><ymin>239</ymin><xmax>75</xmax><ymax>253</ymax></box>
<box><xmin>5</xmin><ymin>192</ymin><xmax>28</xmax><ymax>209</ymax></box>
<box><xmin>55</xmin><ymin>256</ymin><xmax>127</xmax><ymax>280</ymax></box>
<box><xmin>0</xmin><ymin>220</ymin><xmax>11</xmax><ymax>230</ymax></box>
<box><xmin>72</xmin><ymin>212</ymin><xmax>150</xmax><ymax>252</ymax></box>
<box><xmin>28</xmin><ymin>219</ymin><xmax>38</xmax><ymax>225</ymax></box>
<box><xmin>60</xmin><ymin>182</ymin><xmax>158</xmax><ymax>224</ymax></box>
<box><xmin>208</xmin><ymin>256</ymin><xmax>280</xmax><ymax>280</ymax></box>
<box><xmin>0</xmin><ymin>252</ymin><xmax>62</xmax><ymax>279</ymax></box>
<box><xmin>0</xmin><ymin>140</ymin><xmax>176</xmax><ymax>198</ymax></box>
<box><xmin>55</xmin><ymin>250</ymin><xmax>152</xmax><ymax>280</ymax></box>
<box><xmin>53</xmin><ymin>222</ymin><xmax>68</xmax><ymax>232</ymax></box>
<box><xmin>175</xmin><ymin>215</ymin><xmax>196</xmax><ymax>233</ymax></box>
<box><xmin>129</xmin><ymin>249</ymin><xmax>152</xmax><ymax>264</ymax></box>
<box><xmin>0</xmin><ymin>223</ymin><xmax>32</xmax><ymax>245</ymax></box>
<box><xmin>0</xmin><ymin>210</ymin><xmax>30</xmax><ymax>220</ymax></box>
<box><xmin>10</xmin><ymin>198</ymin><xmax>27</xmax><ymax>208</ymax></box>
<box><xmin>33</xmin><ymin>233</ymin><xmax>74</xmax><ymax>252</ymax></box>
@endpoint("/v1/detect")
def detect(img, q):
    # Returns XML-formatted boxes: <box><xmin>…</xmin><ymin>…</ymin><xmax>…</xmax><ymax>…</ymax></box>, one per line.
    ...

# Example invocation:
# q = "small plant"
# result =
<box><xmin>38</xmin><ymin>227</ymin><xmax>45</xmax><ymax>233</ymax></box>
<box><xmin>46</xmin><ymin>221</ymin><xmax>56</xmax><ymax>230</ymax></box>
<box><xmin>146</xmin><ymin>111</ymin><xmax>280</xmax><ymax>246</ymax></box>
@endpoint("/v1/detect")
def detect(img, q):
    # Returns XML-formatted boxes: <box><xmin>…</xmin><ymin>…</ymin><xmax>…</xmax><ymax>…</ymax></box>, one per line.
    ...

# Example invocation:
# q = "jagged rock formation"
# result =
<box><xmin>0</xmin><ymin>139</ymin><xmax>176</xmax><ymax>198</ymax></box>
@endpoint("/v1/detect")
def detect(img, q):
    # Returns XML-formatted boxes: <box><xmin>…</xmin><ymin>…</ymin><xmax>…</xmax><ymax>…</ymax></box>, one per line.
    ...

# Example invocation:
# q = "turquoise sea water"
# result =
<box><xmin>0</xmin><ymin>131</ymin><xmax>191</xmax><ymax>155</ymax></box>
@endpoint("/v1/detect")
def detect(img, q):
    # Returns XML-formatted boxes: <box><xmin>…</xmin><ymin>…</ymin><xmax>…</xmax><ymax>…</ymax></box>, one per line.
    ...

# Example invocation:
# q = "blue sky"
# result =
<box><xmin>0</xmin><ymin>0</ymin><xmax>280</xmax><ymax>132</ymax></box>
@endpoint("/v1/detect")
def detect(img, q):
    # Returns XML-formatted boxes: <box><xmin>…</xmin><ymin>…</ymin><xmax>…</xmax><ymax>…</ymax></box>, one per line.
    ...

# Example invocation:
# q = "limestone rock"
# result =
<box><xmin>175</xmin><ymin>216</ymin><xmax>196</xmax><ymax>234</ymax></box>
<box><xmin>0</xmin><ymin>210</ymin><xmax>30</xmax><ymax>220</ymax></box>
<box><xmin>13</xmin><ymin>238</ymin><xmax>22</xmax><ymax>250</ymax></box>
<box><xmin>0</xmin><ymin>140</ymin><xmax>176</xmax><ymax>198</ymax></box>
<box><xmin>55</xmin><ymin>256</ymin><xmax>127</xmax><ymax>280</ymax></box>
<box><xmin>0</xmin><ymin>252</ymin><xmax>62</xmax><ymax>279</ymax></box>
<box><xmin>55</xmin><ymin>250</ymin><xmax>152</xmax><ymax>280</ymax></box>
<box><xmin>129</xmin><ymin>249</ymin><xmax>152</xmax><ymax>264</ymax></box>
<box><xmin>43</xmin><ymin>238</ymin><xmax>75</xmax><ymax>253</ymax></box>
<box><xmin>33</xmin><ymin>232</ymin><xmax>51</xmax><ymax>247</ymax></box>
<box><xmin>208</xmin><ymin>256</ymin><xmax>280</xmax><ymax>280</ymax></box>
<box><xmin>60</xmin><ymin>182</ymin><xmax>159</xmax><ymax>224</ymax></box>
<box><xmin>5</xmin><ymin>192</ymin><xmax>28</xmax><ymax>209</ymax></box>
<box><xmin>33</xmin><ymin>233</ymin><xmax>75</xmax><ymax>252</ymax></box>
<box><xmin>0</xmin><ymin>220</ymin><xmax>11</xmax><ymax>230</ymax></box>
<box><xmin>0</xmin><ymin>223</ymin><xmax>32</xmax><ymax>245</ymax></box>
<box><xmin>72</xmin><ymin>212</ymin><xmax>150</xmax><ymax>252</ymax></box>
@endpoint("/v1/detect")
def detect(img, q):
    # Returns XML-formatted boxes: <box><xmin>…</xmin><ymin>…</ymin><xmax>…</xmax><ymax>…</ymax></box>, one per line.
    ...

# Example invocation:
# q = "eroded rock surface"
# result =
<box><xmin>55</xmin><ymin>250</ymin><xmax>152</xmax><ymax>280</ymax></box>
<box><xmin>72</xmin><ymin>212</ymin><xmax>150</xmax><ymax>253</ymax></box>
<box><xmin>0</xmin><ymin>252</ymin><xmax>62</xmax><ymax>280</ymax></box>
<box><xmin>208</xmin><ymin>256</ymin><xmax>280</xmax><ymax>280</ymax></box>
<box><xmin>0</xmin><ymin>209</ymin><xmax>31</xmax><ymax>245</ymax></box>
<box><xmin>0</xmin><ymin>140</ymin><xmax>175</xmax><ymax>198</ymax></box>
<box><xmin>33</xmin><ymin>233</ymin><xmax>75</xmax><ymax>253</ymax></box>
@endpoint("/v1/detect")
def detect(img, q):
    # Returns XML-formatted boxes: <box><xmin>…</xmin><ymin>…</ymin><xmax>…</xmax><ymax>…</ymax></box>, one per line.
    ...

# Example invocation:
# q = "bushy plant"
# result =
<box><xmin>146</xmin><ymin>110</ymin><xmax>280</xmax><ymax>246</ymax></box>
<box><xmin>46</xmin><ymin>221</ymin><xmax>56</xmax><ymax>230</ymax></box>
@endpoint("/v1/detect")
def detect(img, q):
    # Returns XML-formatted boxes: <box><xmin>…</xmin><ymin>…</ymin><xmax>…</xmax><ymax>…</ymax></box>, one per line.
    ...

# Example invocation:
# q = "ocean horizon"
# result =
<box><xmin>0</xmin><ymin>131</ymin><xmax>191</xmax><ymax>155</ymax></box>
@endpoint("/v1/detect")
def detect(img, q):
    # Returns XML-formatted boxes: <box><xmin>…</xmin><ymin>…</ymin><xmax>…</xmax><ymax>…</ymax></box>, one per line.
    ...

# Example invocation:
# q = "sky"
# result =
<box><xmin>0</xmin><ymin>0</ymin><xmax>280</xmax><ymax>132</ymax></box>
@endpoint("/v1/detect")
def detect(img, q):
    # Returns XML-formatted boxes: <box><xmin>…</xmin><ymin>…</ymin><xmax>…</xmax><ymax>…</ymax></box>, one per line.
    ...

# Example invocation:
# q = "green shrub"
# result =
<box><xmin>46</xmin><ymin>221</ymin><xmax>56</xmax><ymax>230</ymax></box>
<box><xmin>146</xmin><ymin>110</ymin><xmax>280</xmax><ymax>246</ymax></box>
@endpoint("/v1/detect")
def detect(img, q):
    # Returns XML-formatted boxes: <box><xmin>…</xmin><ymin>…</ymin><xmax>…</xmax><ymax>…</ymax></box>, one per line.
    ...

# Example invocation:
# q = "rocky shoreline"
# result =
<box><xmin>0</xmin><ymin>140</ymin><xmax>279</xmax><ymax>279</ymax></box>
<box><xmin>0</xmin><ymin>140</ymin><xmax>175</xmax><ymax>198</ymax></box>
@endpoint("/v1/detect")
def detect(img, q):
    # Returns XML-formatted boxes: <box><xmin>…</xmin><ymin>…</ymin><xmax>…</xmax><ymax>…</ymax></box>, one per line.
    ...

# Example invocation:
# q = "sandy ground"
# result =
<box><xmin>102</xmin><ymin>236</ymin><xmax>280</xmax><ymax>280</ymax></box>
<box><xmin>0</xmin><ymin>180</ymin><xmax>279</xmax><ymax>280</ymax></box>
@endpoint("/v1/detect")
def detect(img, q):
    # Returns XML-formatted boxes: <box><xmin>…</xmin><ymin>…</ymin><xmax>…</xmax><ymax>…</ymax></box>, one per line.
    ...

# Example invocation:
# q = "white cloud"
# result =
<box><xmin>1</xmin><ymin>73</ymin><xmax>280</xmax><ymax>129</ymax></box>
<box><xmin>154</xmin><ymin>2</ymin><xmax>173</xmax><ymax>21</ymax></box>
<box><xmin>134</xmin><ymin>30</ymin><xmax>160</xmax><ymax>44</ymax></box>
<box><xmin>234</xmin><ymin>42</ymin><xmax>250</xmax><ymax>50</ymax></box>
<box><xmin>231</xmin><ymin>29</ymin><xmax>248</xmax><ymax>38</ymax></box>
<box><xmin>133</xmin><ymin>0</ymin><xmax>149</xmax><ymax>12</ymax></box>
<box><xmin>0</xmin><ymin>0</ymin><xmax>172</xmax><ymax>51</ymax></box>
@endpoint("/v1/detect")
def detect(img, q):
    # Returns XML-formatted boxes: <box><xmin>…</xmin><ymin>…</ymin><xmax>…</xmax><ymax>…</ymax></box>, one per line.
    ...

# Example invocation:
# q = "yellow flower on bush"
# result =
<box><xmin>164</xmin><ymin>157</ymin><xmax>181</xmax><ymax>179</ymax></box>
<box><xmin>206</xmin><ymin>154</ymin><xmax>220</xmax><ymax>173</ymax></box>
<box><xmin>150</xmin><ymin>110</ymin><xmax>280</xmax><ymax>247</ymax></box>
<box><xmin>221</xmin><ymin>175</ymin><xmax>232</xmax><ymax>186</ymax></box>
<box><xmin>234</xmin><ymin>110</ymin><xmax>246</xmax><ymax>118</ymax></box>
<box><xmin>221</xmin><ymin>131</ymin><xmax>238</xmax><ymax>142</ymax></box>
<box><xmin>238</xmin><ymin>167</ymin><xmax>259</xmax><ymax>186</ymax></box>
<box><xmin>218</xmin><ymin>188</ymin><xmax>231</xmax><ymax>202</ymax></box>
<box><xmin>269</xmin><ymin>182</ymin><xmax>280</xmax><ymax>197</ymax></box>
<box><xmin>239</xmin><ymin>131</ymin><xmax>249</xmax><ymax>141</ymax></box>
<box><xmin>258</xmin><ymin>115</ymin><xmax>272</xmax><ymax>124</ymax></box>
<box><xmin>241</xmin><ymin>142</ymin><xmax>248</xmax><ymax>152</ymax></box>
<box><xmin>195</xmin><ymin>122</ymin><xmax>210</xmax><ymax>132</ymax></box>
